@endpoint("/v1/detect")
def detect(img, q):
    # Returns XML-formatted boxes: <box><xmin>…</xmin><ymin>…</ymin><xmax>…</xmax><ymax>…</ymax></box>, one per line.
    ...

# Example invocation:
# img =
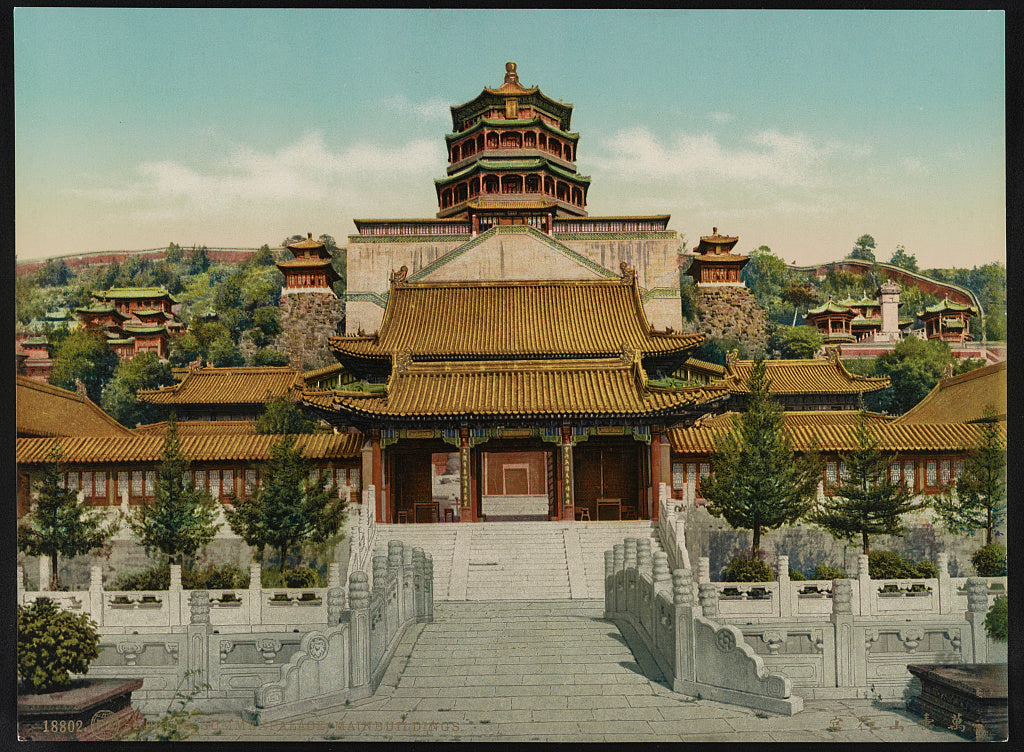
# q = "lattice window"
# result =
<box><xmin>940</xmin><ymin>460</ymin><xmax>951</xmax><ymax>486</ymax></box>
<box><xmin>926</xmin><ymin>461</ymin><xmax>938</xmax><ymax>487</ymax></box>
<box><xmin>954</xmin><ymin>460</ymin><xmax>964</xmax><ymax>479</ymax></box>
<box><xmin>890</xmin><ymin>463</ymin><xmax>900</xmax><ymax>483</ymax></box>
<box><xmin>131</xmin><ymin>471</ymin><xmax>144</xmax><ymax>498</ymax></box>
<box><xmin>221</xmin><ymin>469</ymin><xmax>233</xmax><ymax>497</ymax></box>
<box><xmin>826</xmin><ymin>462</ymin><xmax>838</xmax><ymax>485</ymax></box>
<box><xmin>904</xmin><ymin>462</ymin><xmax>915</xmax><ymax>490</ymax></box>
<box><xmin>144</xmin><ymin>471</ymin><xmax>155</xmax><ymax>497</ymax></box>
<box><xmin>245</xmin><ymin>469</ymin><xmax>257</xmax><ymax>496</ymax></box>
<box><xmin>118</xmin><ymin>472</ymin><xmax>129</xmax><ymax>501</ymax></box>
<box><xmin>839</xmin><ymin>462</ymin><xmax>849</xmax><ymax>482</ymax></box>
<box><xmin>672</xmin><ymin>463</ymin><xmax>686</xmax><ymax>490</ymax></box>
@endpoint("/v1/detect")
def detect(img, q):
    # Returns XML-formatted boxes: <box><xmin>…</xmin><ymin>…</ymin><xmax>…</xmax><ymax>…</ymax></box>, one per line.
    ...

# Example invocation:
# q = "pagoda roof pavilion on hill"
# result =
<box><xmin>330</xmin><ymin>268</ymin><xmax>703</xmax><ymax>373</ymax></box>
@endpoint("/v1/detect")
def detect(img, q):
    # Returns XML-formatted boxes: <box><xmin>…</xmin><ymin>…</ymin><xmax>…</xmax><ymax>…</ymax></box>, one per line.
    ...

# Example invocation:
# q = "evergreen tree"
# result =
<box><xmin>700</xmin><ymin>359</ymin><xmax>822</xmax><ymax>557</ymax></box>
<box><xmin>127</xmin><ymin>418</ymin><xmax>221</xmax><ymax>569</ymax></box>
<box><xmin>933</xmin><ymin>406</ymin><xmax>1006</xmax><ymax>545</ymax></box>
<box><xmin>48</xmin><ymin>330</ymin><xmax>120</xmax><ymax>403</ymax></box>
<box><xmin>225</xmin><ymin>435</ymin><xmax>345</xmax><ymax>575</ymax></box>
<box><xmin>808</xmin><ymin>414</ymin><xmax>928</xmax><ymax>554</ymax></box>
<box><xmin>101</xmin><ymin>352</ymin><xmax>175</xmax><ymax>427</ymax></box>
<box><xmin>17</xmin><ymin>445</ymin><xmax>120</xmax><ymax>589</ymax></box>
<box><xmin>255</xmin><ymin>395</ymin><xmax>324</xmax><ymax>434</ymax></box>
<box><xmin>848</xmin><ymin>234</ymin><xmax>876</xmax><ymax>262</ymax></box>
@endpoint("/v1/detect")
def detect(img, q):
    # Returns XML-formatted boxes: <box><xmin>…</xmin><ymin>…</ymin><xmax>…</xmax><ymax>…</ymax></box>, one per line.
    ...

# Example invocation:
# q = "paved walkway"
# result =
<box><xmin>187</xmin><ymin>601</ymin><xmax>965</xmax><ymax>743</ymax></box>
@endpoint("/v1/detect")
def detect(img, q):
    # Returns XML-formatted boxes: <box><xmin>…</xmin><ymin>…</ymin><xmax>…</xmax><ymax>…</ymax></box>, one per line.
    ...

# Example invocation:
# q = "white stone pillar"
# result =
<box><xmin>17</xmin><ymin>565</ymin><xmax>25</xmax><ymax>606</ymax></box>
<box><xmin>39</xmin><ymin>557</ymin><xmax>52</xmax><ymax>592</ymax></box>
<box><xmin>697</xmin><ymin>556</ymin><xmax>710</xmax><ymax>585</ymax></box>
<box><xmin>88</xmin><ymin>566</ymin><xmax>104</xmax><ymax>626</ymax></box>
<box><xmin>936</xmin><ymin>552</ymin><xmax>952</xmax><ymax>615</ymax></box>
<box><xmin>857</xmin><ymin>554</ymin><xmax>872</xmax><ymax>616</ymax></box>
<box><xmin>248</xmin><ymin>562</ymin><xmax>263</xmax><ymax>626</ymax></box>
<box><xmin>169</xmin><ymin>564</ymin><xmax>183</xmax><ymax>628</ymax></box>
<box><xmin>777</xmin><ymin>555</ymin><xmax>791</xmax><ymax>618</ymax></box>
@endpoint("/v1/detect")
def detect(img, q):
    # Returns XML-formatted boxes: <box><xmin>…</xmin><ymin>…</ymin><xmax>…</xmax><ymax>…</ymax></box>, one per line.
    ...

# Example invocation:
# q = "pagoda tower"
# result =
<box><xmin>274</xmin><ymin>233</ymin><xmax>345</xmax><ymax>370</ymax></box>
<box><xmin>435</xmin><ymin>61</ymin><xmax>591</xmax><ymax>234</ymax></box>
<box><xmin>684</xmin><ymin>228</ymin><xmax>749</xmax><ymax>286</ymax></box>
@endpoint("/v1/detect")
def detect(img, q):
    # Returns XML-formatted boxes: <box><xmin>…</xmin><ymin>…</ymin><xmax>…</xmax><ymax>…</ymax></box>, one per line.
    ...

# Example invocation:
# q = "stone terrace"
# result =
<box><xmin>187</xmin><ymin>601</ymin><xmax>963</xmax><ymax>743</ymax></box>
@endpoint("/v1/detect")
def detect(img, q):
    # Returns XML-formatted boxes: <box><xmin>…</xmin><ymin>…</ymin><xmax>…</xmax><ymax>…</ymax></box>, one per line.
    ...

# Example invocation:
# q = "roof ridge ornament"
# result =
<box><xmin>394</xmin><ymin>348</ymin><xmax>413</xmax><ymax>374</ymax></box>
<box><xmin>941</xmin><ymin>362</ymin><xmax>954</xmax><ymax>381</ymax></box>
<box><xmin>619</xmin><ymin>261</ymin><xmax>637</xmax><ymax>286</ymax></box>
<box><xmin>504</xmin><ymin>61</ymin><xmax>519</xmax><ymax>85</ymax></box>
<box><xmin>620</xmin><ymin>342</ymin><xmax>637</xmax><ymax>366</ymax></box>
<box><xmin>725</xmin><ymin>349</ymin><xmax>739</xmax><ymax>368</ymax></box>
<box><xmin>825</xmin><ymin>346</ymin><xmax>840</xmax><ymax>364</ymax></box>
<box><xmin>390</xmin><ymin>265</ymin><xmax>409</xmax><ymax>288</ymax></box>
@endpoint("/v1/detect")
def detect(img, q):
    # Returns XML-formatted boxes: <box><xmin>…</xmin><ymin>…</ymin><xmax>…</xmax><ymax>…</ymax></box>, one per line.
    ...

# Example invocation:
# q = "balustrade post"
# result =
<box><xmin>249</xmin><ymin>562</ymin><xmax>262</xmax><ymax>626</ymax></box>
<box><xmin>17</xmin><ymin>564</ymin><xmax>25</xmax><ymax>607</ymax></box>
<box><xmin>348</xmin><ymin>571</ymin><xmax>371</xmax><ymax>689</ymax></box>
<box><xmin>402</xmin><ymin>543</ymin><xmax>415</xmax><ymax>624</ymax></box>
<box><xmin>613</xmin><ymin>542</ymin><xmax>625</xmax><ymax>615</ymax></box>
<box><xmin>328</xmin><ymin>563</ymin><xmax>341</xmax><ymax>589</ymax></box>
<box><xmin>672</xmin><ymin>569</ymin><xmax>695</xmax><ymax>687</ymax></box>
<box><xmin>424</xmin><ymin>554</ymin><xmax>434</xmax><ymax>622</ymax></box>
<box><xmin>697</xmin><ymin>556</ymin><xmax>710</xmax><ymax>586</ymax></box>
<box><xmin>936</xmin><ymin>552</ymin><xmax>952</xmax><ymax>615</ymax></box>
<box><xmin>653</xmin><ymin>552</ymin><xmax>671</xmax><ymax>594</ymax></box>
<box><xmin>965</xmin><ymin>577</ymin><xmax>990</xmax><ymax>663</ymax></box>
<box><xmin>168</xmin><ymin>564</ymin><xmax>182</xmax><ymax>628</ymax></box>
<box><xmin>698</xmin><ymin>581</ymin><xmax>718</xmax><ymax>618</ymax></box>
<box><xmin>38</xmin><ymin>556</ymin><xmax>51</xmax><ymax>592</ymax></box>
<box><xmin>831</xmin><ymin>579</ymin><xmax>856</xmax><ymax>688</ymax></box>
<box><xmin>674</xmin><ymin>519</ymin><xmax>691</xmax><ymax>569</ymax></box>
<box><xmin>604</xmin><ymin>550</ymin><xmax>615</xmax><ymax>617</ymax></box>
<box><xmin>88</xmin><ymin>566</ymin><xmax>104</xmax><ymax>627</ymax></box>
<box><xmin>372</xmin><ymin>546</ymin><xmax>388</xmax><ymax>593</ymax></box>
<box><xmin>187</xmin><ymin>591</ymin><xmax>211</xmax><ymax>695</ymax></box>
<box><xmin>637</xmin><ymin>538</ymin><xmax>653</xmax><ymax>576</ymax></box>
<box><xmin>777</xmin><ymin>555</ymin><xmax>790</xmax><ymax>618</ymax></box>
<box><xmin>412</xmin><ymin>548</ymin><xmax>425</xmax><ymax>619</ymax></box>
<box><xmin>856</xmin><ymin>554</ymin><xmax>872</xmax><ymax>616</ymax></box>
<box><xmin>326</xmin><ymin>586</ymin><xmax>346</xmax><ymax>626</ymax></box>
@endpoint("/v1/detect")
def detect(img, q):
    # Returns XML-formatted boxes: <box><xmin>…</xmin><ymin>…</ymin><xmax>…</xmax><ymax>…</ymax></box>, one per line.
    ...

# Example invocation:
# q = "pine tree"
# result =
<box><xmin>701</xmin><ymin>359</ymin><xmax>822</xmax><ymax>557</ymax></box>
<box><xmin>127</xmin><ymin>417</ymin><xmax>221</xmax><ymax>569</ymax></box>
<box><xmin>17</xmin><ymin>444</ymin><xmax>120</xmax><ymax>589</ymax></box>
<box><xmin>225</xmin><ymin>434</ymin><xmax>346</xmax><ymax>576</ymax></box>
<box><xmin>808</xmin><ymin>414</ymin><xmax>929</xmax><ymax>554</ymax></box>
<box><xmin>933</xmin><ymin>405</ymin><xmax>1006</xmax><ymax>545</ymax></box>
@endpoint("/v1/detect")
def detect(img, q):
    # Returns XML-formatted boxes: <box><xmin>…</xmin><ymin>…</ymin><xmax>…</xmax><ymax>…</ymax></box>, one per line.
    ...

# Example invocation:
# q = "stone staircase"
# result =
<box><xmin>376</xmin><ymin>521</ymin><xmax>661</xmax><ymax>601</ymax></box>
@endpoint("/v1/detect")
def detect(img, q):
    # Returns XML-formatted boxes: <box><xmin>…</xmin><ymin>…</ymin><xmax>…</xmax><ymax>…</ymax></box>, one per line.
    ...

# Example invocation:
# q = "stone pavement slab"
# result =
<box><xmin>183</xmin><ymin>601</ymin><xmax>966</xmax><ymax>743</ymax></box>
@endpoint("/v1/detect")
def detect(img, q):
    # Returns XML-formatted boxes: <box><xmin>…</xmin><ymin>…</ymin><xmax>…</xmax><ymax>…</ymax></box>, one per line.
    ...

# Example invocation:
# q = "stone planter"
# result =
<box><xmin>907</xmin><ymin>663</ymin><xmax>1008</xmax><ymax>741</ymax></box>
<box><xmin>18</xmin><ymin>678</ymin><xmax>144</xmax><ymax>741</ymax></box>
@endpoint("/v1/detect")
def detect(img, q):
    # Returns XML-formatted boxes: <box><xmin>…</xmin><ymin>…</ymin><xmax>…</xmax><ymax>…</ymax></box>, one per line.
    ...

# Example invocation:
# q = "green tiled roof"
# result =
<box><xmin>96</xmin><ymin>287</ymin><xmax>180</xmax><ymax>302</ymax></box>
<box><xmin>435</xmin><ymin>158</ymin><xmax>591</xmax><ymax>187</ymax></box>
<box><xmin>445</xmin><ymin>116</ymin><xmax>579</xmax><ymax>142</ymax></box>
<box><xmin>75</xmin><ymin>303</ymin><xmax>129</xmax><ymax>317</ymax></box>
<box><xmin>106</xmin><ymin>337</ymin><xmax>135</xmax><ymax>345</ymax></box>
<box><xmin>920</xmin><ymin>298</ymin><xmax>976</xmax><ymax>315</ymax></box>
<box><xmin>123</xmin><ymin>325</ymin><xmax>168</xmax><ymax>334</ymax></box>
<box><xmin>807</xmin><ymin>299</ymin><xmax>854</xmax><ymax>315</ymax></box>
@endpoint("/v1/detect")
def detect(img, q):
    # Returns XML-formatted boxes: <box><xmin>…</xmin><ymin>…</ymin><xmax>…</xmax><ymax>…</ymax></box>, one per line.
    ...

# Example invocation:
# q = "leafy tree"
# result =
<box><xmin>36</xmin><ymin>258</ymin><xmax>72</xmax><ymax>287</ymax></box>
<box><xmin>48</xmin><ymin>330</ymin><xmax>119</xmax><ymax>403</ymax></box>
<box><xmin>700</xmin><ymin>359</ymin><xmax>822</xmax><ymax>557</ymax></box>
<box><xmin>169</xmin><ymin>331</ymin><xmax>205</xmax><ymax>367</ymax></box>
<box><xmin>165</xmin><ymin>242</ymin><xmax>183</xmax><ymax>263</ymax></box>
<box><xmin>679</xmin><ymin>276</ymin><xmax>697</xmax><ymax>322</ymax></box>
<box><xmin>225</xmin><ymin>435</ymin><xmax>346</xmax><ymax>576</ymax></box>
<box><xmin>807</xmin><ymin>415</ymin><xmax>927</xmax><ymax>554</ymax></box>
<box><xmin>101</xmin><ymin>352</ymin><xmax>175</xmax><ymax>427</ymax></box>
<box><xmin>888</xmin><ymin>244</ymin><xmax>919</xmax><ymax>272</ymax></box>
<box><xmin>953</xmin><ymin>358</ymin><xmax>987</xmax><ymax>376</ymax></box>
<box><xmin>251</xmin><ymin>306</ymin><xmax>282</xmax><ymax>344</ymax></box>
<box><xmin>251</xmin><ymin>244</ymin><xmax>275</xmax><ymax>266</ymax></box>
<box><xmin>251</xmin><ymin>348</ymin><xmax>291</xmax><ymax>367</ymax></box>
<box><xmin>871</xmin><ymin>337</ymin><xmax>953</xmax><ymax>414</ymax></box>
<box><xmin>848</xmin><ymin>234</ymin><xmax>876</xmax><ymax>262</ymax></box>
<box><xmin>741</xmin><ymin>245</ymin><xmax>789</xmax><ymax>304</ymax></box>
<box><xmin>771</xmin><ymin>325</ymin><xmax>823</xmax><ymax>359</ymax></box>
<box><xmin>690</xmin><ymin>337</ymin><xmax>749</xmax><ymax>366</ymax></box>
<box><xmin>255</xmin><ymin>395</ymin><xmax>323</xmax><ymax>434</ymax></box>
<box><xmin>188</xmin><ymin>246</ymin><xmax>211</xmax><ymax>274</ymax></box>
<box><xmin>126</xmin><ymin>418</ymin><xmax>221</xmax><ymax>569</ymax></box>
<box><xmin>17</xmin><ymin>445</ymin><xmax>120</xmax><ymax>590</ymax></box>
<box><xmin>781</xmin><ymin>280</ymin><xmax>821</xmax><ymax>325</ymax></box>
<box><xmin>932</xmin><ymin>406</ymin><xmax>1005</xmax><ymax>545</ymax></box>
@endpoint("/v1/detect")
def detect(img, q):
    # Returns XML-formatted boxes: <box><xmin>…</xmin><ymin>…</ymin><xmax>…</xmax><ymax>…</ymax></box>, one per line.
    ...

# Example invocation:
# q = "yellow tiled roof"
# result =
<box><xmin>16</xmin><ymin>376</ymin><xmax>134</xmax><ymax>438</ymax></box>
<box><xmin>137</xmin><ymin>367</ymin><xmax>304</xmax><ymax>405</ymax></box>
<box><xmin>303</xmin><ymin>358</ymin><xmax>728</xmax><ymax>420</ymax></box>
<box><xmin>16</xmin><ymin>432</ymin><xmax>365</xmax><ymax>465</ymax></box>
<box><xmin>668</xmin><ymin>418</ymin><xmax>1004</xmax><ymax>455</ymax></box>
<box><xmin>724</xmin><ymin>358</ymin><xmax>890</xmax><ymax>395</ymax></box>
<box><xmin>330</xmin><ymin>278</ymin><xmax>703</xmax><ymax>360</ymax></box>
<box><xmin>133</xmin><ymin>420</ymin><xmax>257</xmax><ymax>436</ymax></box>
<box><xmin>692</xmin><ymin>410</ymin><xmax>893</xmax><ymax>430</ymax></box>
<box><xmin>896</xmin><ymin>361</ymin><xmax>1007</xmax><ymax>423</ymax></box>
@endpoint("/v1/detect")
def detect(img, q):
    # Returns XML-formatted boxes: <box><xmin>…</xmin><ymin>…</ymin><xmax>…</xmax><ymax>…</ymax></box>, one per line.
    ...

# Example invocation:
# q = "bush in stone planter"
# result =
<box><xmin>813</xmin><ymin>564</ymin><xmax>847</xmax><ymax>580</ymax></box>
<box><xmin>971</xmin><ymin>543</ymin><xmax>1007</xmax><ymax>577</ymax></box>
<box><xmin>261</xmin><ymin>565</ymin><xmax>322</xmax><ymax>588</ymax></box>
<box><xmin>788</xmin><ymin>567</ymin><xmax>806</xmax><ymax>581</ymax></box>
<box><xmin>18</xmin><ymin>598</ymin><xmax>100</xmax><ymax>693</ymax></box>
<box><xmin>722</xmin><ymin>556</ymin><xmax>774</xmax><ymax>582</ymax></box>
<box><xmin>109</xmin><ymin>562</ymin><xmax>250</xmax><ymax>591</ymax></box>
<box><xmin>868</xmin><ymin>550</ymin><xmax>935</xmax><ymax>579</ymax></box>
<box><xmin>985</xmin><ymin>596</ymin><xmax>1007</xmax><ymax>641</ymax></box>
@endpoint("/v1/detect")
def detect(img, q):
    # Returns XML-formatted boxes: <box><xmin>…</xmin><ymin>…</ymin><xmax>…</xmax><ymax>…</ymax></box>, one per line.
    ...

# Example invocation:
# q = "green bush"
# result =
<box><xmin>914</xmin><ymin>559</ymin><xmax>939</xmax><ymax>579</ymax></box>
<box><xmin>971</xmin><ymin>543</ymin><xmax>1007</xmax><ymax>577</ymax></box>
<box><xmin>109</xmin><ymin>564</ymin><xmax>170</xmax><ymax>591</ymax></box>
<box><xmin>813</xmin><ymin>564</ymin><xmax>847</xmax><ymax>580</ymax></box>
<box><xmin>985</xmin><ymin>596</ymin><xmax>1008</xmax><ymax>641</ymax></box>
<box><xmin>261</xmin><ymin>565</ymin><xmax>323</xmax><ymax>588</ymax></box>
<box><xmin>186</xmin><ymin>562</ymin><xmax>249</xmax><ymax>589</ymax></box>
<box><xmin>788</xmin><ymin>567</ymin><xmax>806</xmax><ymax>581</ymax></box>
<box><xmin>18</xmin><ymin>598</ymin><xmax>100</xmax><ymax>693</ymax></box>
<box><xmin>868</xmin><ymin>550</ymin><xmax>916</xmax><ymax>579</ymax></box>
<box><xmin>722</xmin><ymin>556</ymin><xmax>774</xmax><ymax>582</ymax></box>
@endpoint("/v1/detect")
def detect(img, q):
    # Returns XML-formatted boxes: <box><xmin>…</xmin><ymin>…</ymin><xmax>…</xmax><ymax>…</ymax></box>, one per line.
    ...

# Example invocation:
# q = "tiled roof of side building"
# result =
<box><xmin>896</xmin><ymin>361</ymin><xmax>1007</xmax><ymax>424</ymax></box>
<box><xmin>16</xmin><ymin>375</ymin><xmax>135</xmax><ymax>438</ymax></box>
<box><xmin>133</xmin><ymin>420</ymin><xmax>258</xmax><ymax>436</ymax></box>
<box><xmin>96</xmin><ymin>287</ymin><xmax>179</xmax><ymax>302</ymax></box>
<box><xmin>137</xmin><ymin>366</ymin><xmax>304</xmax><ymax>405</ymax></box>
<box><xmin>303</xmin><ymin>358</ymin><xmax>729</xmax><ymax>420</ymax></box>
<box><xmin>668</xmin><ymin>419</ymin><xmax>1004</xmax><ymax>455</ymax></box>
<box><xmin>692</xmin><ymin>410</ymin><xmax>894</xmax><ymax>430</ymax></box>
<box><xmin>723</xmin><ymin>357</ymin><xmax>890</xmax><ymax>395</ymax></box>
<box><xmin>330</xmin><ymin>277</ymin><xmax>704</xmax><ymax>361</ymax></box>
<box><xmin>17</xmin><ymin>432</ymin><xmax>365</xmax><ymax>465</ymax></box>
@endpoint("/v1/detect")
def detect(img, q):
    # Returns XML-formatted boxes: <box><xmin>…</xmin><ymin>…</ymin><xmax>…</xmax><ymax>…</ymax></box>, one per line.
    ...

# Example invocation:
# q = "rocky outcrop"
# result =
<box><xmin>274</xmin><ymin>293</ymin><xmax>345</xmax><ymax>370</ymax></box>
<box><xmin>686</xmin><ymin>287</ymin><xmax>769</xmax><ymax>355</ymax></box>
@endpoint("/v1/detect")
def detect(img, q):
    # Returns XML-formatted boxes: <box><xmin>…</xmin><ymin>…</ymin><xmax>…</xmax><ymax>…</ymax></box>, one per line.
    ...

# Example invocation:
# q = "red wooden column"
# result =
<box><xmin>650</xmin><ymin>428</ymin><xmax>671</xmax><ymax>521</ymax></box>
<box><xmin>371</xmin><ymin>432</ymin><xmax>385</xmax><ymax>522</ymax></box>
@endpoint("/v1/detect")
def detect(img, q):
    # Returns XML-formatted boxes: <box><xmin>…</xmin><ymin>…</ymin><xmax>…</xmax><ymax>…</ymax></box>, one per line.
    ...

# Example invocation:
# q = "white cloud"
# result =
<box><xmin>590</xmin><ymin>126</ymin><xmax>859</xmax><ymax>189</ymax></box>
<box><xmin>382</xmin><ymin>95</ymin><xmax>451</xmax><ymax>122</ymax></box>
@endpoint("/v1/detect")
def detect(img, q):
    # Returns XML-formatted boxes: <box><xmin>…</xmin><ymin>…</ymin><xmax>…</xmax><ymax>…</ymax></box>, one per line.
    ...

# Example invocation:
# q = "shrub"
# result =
<box><xmin>110</xmin><ymin>564</ymin><xmax>170</xmax><ymax>591</ymax></box>
<box><xmin>914</xmin><ymin>559</ymin><xmax>939</xmax><ymax>579</ymax></box>
<box><xmin>868</xmin><ymin>550</ymin><xmax>917</xmax><ymax>579</ymax></box>
<box><xmin>261</xmin><ymin>565</ymin><xmax>323</xmax><ymax>588</ymax></box>
<box><xmin>971</xmin><ymin>543</ymin><xmax>1007</xmax><ymax>577</ymax></box>
<box><xmin>18</xmin><ymin>598</ymin><xmax>100</xmax><ymax>693</ymax></box>
<box><xmin>788</xmin><ymin>567</ymin><xmax>806</xmax><ymax>581</ymax></box>
<box><xmin>985</xmin><ymin>596</ymin><xmax>1008</xmax><ymax>641</ymax></box>
<box><xmin>813</xmin><ymin>564</ymin><xmax>847</xmax><ymax>580</ymax></box>
<box><xmin>722</xmin><ymin>556</ymin><xmax>774</xmax><ymax>582</ymax></box>
<box><xmin>109</xmin><ymin>562</ymin><xmax>249</xmax><ymax>591</ymax></box>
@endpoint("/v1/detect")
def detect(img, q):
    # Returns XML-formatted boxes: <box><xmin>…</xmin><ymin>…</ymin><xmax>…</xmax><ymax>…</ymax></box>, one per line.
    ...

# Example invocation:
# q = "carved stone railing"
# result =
<box><xmin>17</xmin><ymin>541</ymin><xmax>433</xmax><ymax>719</ymax></box>
<box><xmin>655</xmin><ymin>483</ymin><xmax>691</xmax><ymax>571</ymax></box>
<box><xmin>609</xmin><ymin>540</ymin><xmax>1004</xmax><ymax>705</ymax></box>
<box><xmin>345</xmin><ymin>486</ymin><xmax>378</xmax><ymax>589</ymax></box>
<box><xmin>605</xmin><ymin>537</ymin><xmax>802</xmax><ymax>715</ymax></box>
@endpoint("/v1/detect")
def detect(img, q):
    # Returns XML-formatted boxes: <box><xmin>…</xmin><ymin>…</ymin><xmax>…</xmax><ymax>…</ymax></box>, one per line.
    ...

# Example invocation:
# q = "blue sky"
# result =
<box><xmin>15</xmin><ymin>9</ymin><xmax>1005</xmax><ymax>268</ymax></box>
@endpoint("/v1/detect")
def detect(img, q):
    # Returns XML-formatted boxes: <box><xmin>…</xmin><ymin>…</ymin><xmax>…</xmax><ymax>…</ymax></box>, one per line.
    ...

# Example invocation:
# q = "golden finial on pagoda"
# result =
<box><xmin>504</xmin><ymin>61</ymin><xmax>519</xmax><ymax>85</ymax></box>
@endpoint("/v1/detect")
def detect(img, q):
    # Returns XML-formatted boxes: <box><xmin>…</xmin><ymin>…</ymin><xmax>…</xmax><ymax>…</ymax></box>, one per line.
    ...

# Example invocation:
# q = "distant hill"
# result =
<box><xmin>16</xmin><ymin>246</ymin><xmax>265</xmax><ymax>277</ymax></box>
